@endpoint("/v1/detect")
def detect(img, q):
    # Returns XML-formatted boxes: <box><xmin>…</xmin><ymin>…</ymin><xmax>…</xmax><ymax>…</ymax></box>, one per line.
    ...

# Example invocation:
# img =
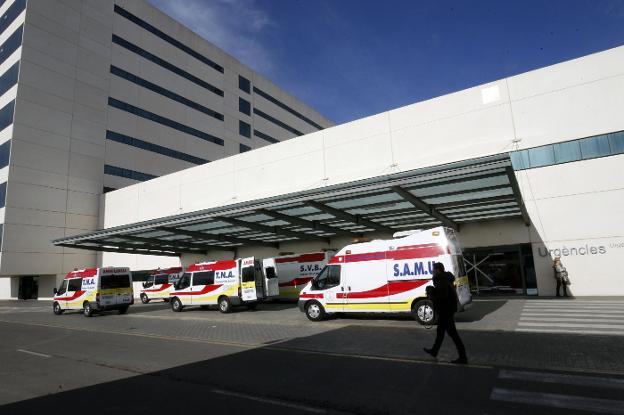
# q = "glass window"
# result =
<box><xmin>254</xmin><ymin>129</ymin><xmax>278</xmax><ymax>144</ymax></box>
<box><xmin>192</xmin><ymin>271</ymin><xmax>215</xmax><ymax>286</ymax></box>
<box><xmin>0</xmin><ymin>181</ymin><xmax>6</xmax><ymax>208</ymax></box>
<box><xmin>238</xmin><ymin>75</ymin><xmax>250</xmax><ymax>93</ymax></box>
<box><xmin>0</xmin><ymin>100</ymin><xmax>14</xmax><ymax>132</ymax></box>
<box><xmin>510</xmin><ymin>150</ymin><xmax>529</xmax><ymax>170</ymax></box>
<box><xmin>253</xmin><ymin>86</ymin><xmax>323</xmax><ymax>130</ymax></box>
<box><xmin>110</xmin><ymin>66</ymin><xmax>223</xmax><ymax>121</ymax></box>
<box><xmin>0</xmin><ymin>0</ymin><xmax>26</xmax><ymax>36</ymax></box>
<box><xmin>580</xmin><ymin>135</ymin><xmax>611</xmax><ymax>159</ymax></box>
<box><xmin>528</xmin><ymin>146</ymin><xmax>555</xmax><ymax>168</ymax></box>
<box><xmin>143</xmin><ymin>276</ymin><xmax>154</xmax><ymax>288</ymax></box>
<box><xmin>253</xmin><ymin>108</ymin><xmax>302</xmax><ymax>136</ymax></box>
<box><xmin>101</xmin><ymin>274</ymin><xmax>131</xmax><ymax>289</ymax></box>
<box><xmin>67</xmin><ymin>278</ymin><xmax>82</xmax><ymax>291</ymax></box>
<box><xmin>113</xmin><ymin>5</ymin><xmax>223</xmax><ymax>73</ymax></box>
<box><xmin>239</xmin><ymin>97</ymin><xmax>251</xmax><ymax>116</ymax></box>
<box><xmin>241</xmin><ymin>267</ymin><xmax>255</xmax><ymax>282</ymax></box>
<box><xmin>240</xmin><ymin>144</ymin><xmax>251</xmax><ymax>153</ymax></box>
<box><xmin>0</xmin><ymin>61</ymin><xmax>19</xmax><ymax>97</ymax></box>
<box><xmin>0</xmin><ymin>140</ymin><xmax>10</xmax><ymax>169</ymax></box>
<box><xmin>239</xmin><ymin>120</ymin><xmax>251</xmax><ymax>138</ymax></box>
<box><xmin>553</xmin><ymin>140</ymin><xmax>581</xmax><ymax>164</ymax></box>
<box><xmin>103</xmin><ymin>186</ymin><xmax>116</xmax><ymax>193</ymax></box>
<box><xmin>265</xmin><ymin>267</ymin><xmax>277</xmax><ymax>279</ymax></box>
<box><xmin>176</xmin><ymin>273</ymin><xmax>191</xmax><ymax>290</ymax></box>
<box><xmin>608</xmin><ymin>131</ymin><xmax>624</xmax><ymax>154</ymax></box>
<box><xmin>104</xmin><ymin>165</ymin><xmax>158</xmax><ymax>182</ymax></box>
<box><xmin>57</xmin><ymin>280</ymin><xmax>67</xmax><ymax>295</ymax></box>
<box><xmin>154</xmin><ymin>275</ymin><xmax>169</xmax><ymax>285</ymax></box>
<box><xmin>108</xmin><ymin>98</ymin><xmax>224</xmax><ymax>146</ymax></box>
<box><xmin>0</xmin><ymin>26</ymin><xmax>23</xmax><ymax>67</ymax></box>
<box><xmin>106</xmin><ymin>130</ymin><xmax>208</xmax><ymax>165</ymax></box>
<box><xmin>111</xmin><ymin>35</ymin><xmax>223</xmax><ymax>97</ymax></box>
<box><xmin>313</xmin><ymin>265</ymin><xmax>340</xmax><ymax>290</ymax></box>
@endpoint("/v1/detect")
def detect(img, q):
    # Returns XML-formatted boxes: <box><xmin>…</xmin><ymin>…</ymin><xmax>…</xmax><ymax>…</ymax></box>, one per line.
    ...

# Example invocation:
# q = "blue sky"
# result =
<box><xmin>148</xmin><ymin>0</ymin><xmax>624</xmax><ymax>124</ymax></box>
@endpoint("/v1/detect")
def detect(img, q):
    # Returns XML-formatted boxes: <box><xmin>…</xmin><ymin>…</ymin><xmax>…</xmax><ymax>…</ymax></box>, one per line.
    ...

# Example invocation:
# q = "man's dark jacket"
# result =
<box><xmin>427</xmin><ymin>271</ymin><xmax>458</xmax><ymax>315</ymax></box>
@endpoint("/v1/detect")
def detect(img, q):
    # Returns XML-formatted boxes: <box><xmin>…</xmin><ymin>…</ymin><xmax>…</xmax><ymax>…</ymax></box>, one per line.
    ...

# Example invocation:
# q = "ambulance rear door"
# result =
<box><xmin>240</xmin><ymin>257</ymin><xmax>257</xmax><ymax>301</ymax></box>
<box><xmin>262</xmin><ymin>258</ymin><xmax>279</xmax><ymax>297</ymax></box>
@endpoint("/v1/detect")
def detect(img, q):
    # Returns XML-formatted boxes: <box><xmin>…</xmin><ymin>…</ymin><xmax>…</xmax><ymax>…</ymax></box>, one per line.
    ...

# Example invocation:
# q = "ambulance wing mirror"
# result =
<box><xmin>53</xmin><ymin>287</ymin><xmax>58</xmax><ymax>294</ymax></box>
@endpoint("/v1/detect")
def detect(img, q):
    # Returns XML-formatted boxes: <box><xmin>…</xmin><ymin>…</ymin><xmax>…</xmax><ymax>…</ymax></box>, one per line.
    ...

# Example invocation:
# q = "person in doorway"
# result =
<box><xmin>423</xmin><ymin>262</ymin><xmax>467</xmax><ymax>364</ymax></box>
<box><xmin>553</xmin><ymin>257</ymin><xmax>569</xmax><ymax>297</ymax></box>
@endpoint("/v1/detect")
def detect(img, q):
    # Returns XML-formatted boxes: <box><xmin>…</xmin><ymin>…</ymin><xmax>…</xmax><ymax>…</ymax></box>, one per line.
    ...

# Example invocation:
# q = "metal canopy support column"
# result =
<box><xmin>155</xmin><ymin>226</ymin><xmax>278</xmax><ymax>248</ymax></box>
<box><xmin>218</xmin><ymin>217</ymin><xmax>330</xmax><ymax>243</ymax></box>
<box><xmin>391</xmin><ymin>185</ymin><xmax>459</xmax><ymax>231</ymax></box>
<box><xmin>306</xmin><ymin>201</ymin><xmax>394</xmax><ymax>233</ymax></box>
<box><xmin>258</xmin><ymin>209</ymin><xmax>360</xmax><ymax>238</ymax></box>
<box><xmin>505</xmin><ymin>166</ymin><xmax>531</xmax><ymax>227</ymax></box>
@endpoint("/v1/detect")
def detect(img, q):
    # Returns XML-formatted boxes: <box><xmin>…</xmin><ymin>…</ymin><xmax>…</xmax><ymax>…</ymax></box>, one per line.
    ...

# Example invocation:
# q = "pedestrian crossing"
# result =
<box><xmin>490</xmin><ymin>369</ymin><xmax>624</xmax><ymax>414</ymax></box>
<box><xmin>516</xmin><ymin>299</ymin><xmax>624</xmax><ymax>336</ymax></box>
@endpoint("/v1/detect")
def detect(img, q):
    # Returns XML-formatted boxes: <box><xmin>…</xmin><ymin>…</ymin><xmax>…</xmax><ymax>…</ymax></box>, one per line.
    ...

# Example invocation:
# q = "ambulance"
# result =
<box><xmin>52</xmin><ymin>267</ymin><xmax>134</xmax><ymax>317</ymax></box>
<box><xmin>140</xmin><ymin>267</ymin><xmax>184</xmax><ymax>303</ymax></box>
<box><xmin>169</xmin><ymin>257</ymin><xmax>279</xmax><ymax>313</ymax></box>
<box><xmin>298</xmin><ymin>227</ymin><xmax>471</xmax><ymax>324</ymax></box>
<box><xmin>270</xmin><ymin>251</ymin><xmax>335</xmax><ymax>300</ymax></box>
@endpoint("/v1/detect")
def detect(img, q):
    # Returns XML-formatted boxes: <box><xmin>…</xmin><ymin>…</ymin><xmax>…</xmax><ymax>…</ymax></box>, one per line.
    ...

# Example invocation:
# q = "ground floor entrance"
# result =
<box><xmin>17</xmin><ymin>276</ymin><xmax>38</xmax><ymax>300</ymax></box>
<box><xmin>463</xmin><ymin>244</ymin><xmax>537</xmax><ymax>295</ymax></box>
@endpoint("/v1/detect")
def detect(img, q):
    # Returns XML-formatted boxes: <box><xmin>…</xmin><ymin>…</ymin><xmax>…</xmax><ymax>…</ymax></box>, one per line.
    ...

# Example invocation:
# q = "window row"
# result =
<box><xmin>0</xmin><ymin>61</ymin><xmax>19</xmax><ymax>98</ymax></box>
<box><xmin>111</xmin><ymin>35</ymin><xmax>224</xmax><ymax>97</ymax></box>
<box><xmin>253</xmin><ymin>129</ymin><xmax>279</xmax><ymax>144</ymax></box>
<box><xmin>0</xmin><ymin>100</ymin><xmax>15</xmax><ymax>132</ymax></box>
<box><xmin>0</xmin><ymin>24</ymin><xmax>22</xmax><ymax>68</ymax></box>
<box><xmin>239</xmin><ymin>120</ymin><xmax>251</xmax><ymax>138</ymax></box>
<box><xmin>108</xmin><ymin>98</ymin><xmax>224</xmax><ymax>146</ymax></box>
<box><xmin>104</xmin><ymin>164</ymin><xmax>158</xmax><ymax>182</ymax></box>
<box><xmin>110</xmin><ymin>65</ymin><xmax>224</xmax><ymax>121</ymax></box>
<box><xmin>0</xmin><ymin>0</ymin><xmax>25</xmax><ymax>37</ymax></box>
<box><xmin>113</xmin><ymin>5</ymin><xmax>224</xmax><ymax>73</ymax></box>
<box><xmin>106</xmin><ymin>130</ymin><xmax>208</xmax><ymax>165</ymax></box>
<box><xmin>0</xmin><ymin>139</ymin><xmax>9</xmax><ymax>168</ymax></box>
<box><xmin>510</xmin><ymin>130</ymin><xmax>624</xmax><ymax>170</ymax></box>
<box><xmin>253</xmin><ymin>108</ymin><xmax>302</xmax><ymax>136</ymax></box>
<box><xmin>253</xmin><ymin>86</ymin><xmax>324</xmax><ymax>130</ymax></box>
<box><xmin>0</xmin><ymin>181</ymin><xmax>6</xmax><ymax>209</ymax></box>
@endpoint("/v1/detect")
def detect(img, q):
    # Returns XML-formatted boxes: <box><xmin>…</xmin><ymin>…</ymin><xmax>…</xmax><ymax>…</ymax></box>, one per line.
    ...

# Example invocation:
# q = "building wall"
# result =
<box><xmin>0</xmin><ymin>0</ymin><xmax>333</xmax><ymax>299</ymax></box>
<box><xmin>99</xmin><ymin>45</ymin><xmax>624</xmax><ymax>296</ymax></box>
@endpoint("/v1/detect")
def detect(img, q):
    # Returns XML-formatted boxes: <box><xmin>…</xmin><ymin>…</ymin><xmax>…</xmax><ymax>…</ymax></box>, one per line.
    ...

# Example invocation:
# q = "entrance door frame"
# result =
<box><xmin>462</xmin><ymin>244</ymin><xmax>528</xmax><ymax>295</ymax></box>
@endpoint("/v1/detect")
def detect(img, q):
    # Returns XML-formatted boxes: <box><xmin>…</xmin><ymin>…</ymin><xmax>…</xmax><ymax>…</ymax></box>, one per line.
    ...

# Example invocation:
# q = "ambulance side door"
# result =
<box><xmin>240</xmin><ymin>258</ymin><xmax>257</xmax><ymax>301</ymax></box>
<box><xmin>262</xmin><ymin>258</ymin><xmax>279</xmax><ymax>297</ymax></box>
<box><xmin>55</xmin><ymin>279</ymin><xmax>68</xmax><ymax>308</ymax></box>
<box><xmin>174</xmin><ymin>273</ymin><xmax>193</xmax><ymax>305</ymax></box>
<box><xmin>313</xmin><ymin>264</ymin><xmax>344</xmax><ymax>311</ymax></box>
<box><xmin>66</xmin><ymin>277</ymin><xmax>83</xmax><ymax>309</ymax></box>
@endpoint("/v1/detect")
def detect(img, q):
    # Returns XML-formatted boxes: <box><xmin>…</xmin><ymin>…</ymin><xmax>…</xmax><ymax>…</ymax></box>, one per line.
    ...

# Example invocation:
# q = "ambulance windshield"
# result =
<box><xmin>313</xmin><ymin>265</ymin><xmax>341</xmax><ymax>290</ymax></box>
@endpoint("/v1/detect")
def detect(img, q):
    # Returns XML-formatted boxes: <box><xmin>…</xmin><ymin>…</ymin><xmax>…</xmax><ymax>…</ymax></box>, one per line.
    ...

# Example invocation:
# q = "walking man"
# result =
<box><xmin>423</xmin><ymin>262</ymin><xmax>467</xmax><ymax>364</ymax></box>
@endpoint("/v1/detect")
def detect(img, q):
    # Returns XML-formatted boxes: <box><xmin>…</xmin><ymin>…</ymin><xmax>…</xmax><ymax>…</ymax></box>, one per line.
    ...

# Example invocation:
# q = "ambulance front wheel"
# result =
<box><xmin>171</xmin><ymin>297</ymin><xmax>184</xmax><ymax>312</ymax></box>
<box><xmin>53</xmin><ymin>302</ymin><xmax>63</xmax><ymax>315</ymax></box>
<box><xmin>413</xmin><ymin>299</ymin><xmax>436</xmax><ymax>325</ymax></box>
<box><xmin>140</xmin><ymin>293</ymin><xmax>150</xmax><ymax>304</ymax></box>
<box><xmin>218</xmin><ymin>296</ymin><xmax>231</xmax><ymax>314</ymax></box>
<box><xmin>305</xmin><ymin>301</ymin><xmax>326</xmax><ymax>322</ymax></box>
<box><xmin>83</xmin><ymin>301</ymin><xmax>93</xmax><ymax>317</ymax></box>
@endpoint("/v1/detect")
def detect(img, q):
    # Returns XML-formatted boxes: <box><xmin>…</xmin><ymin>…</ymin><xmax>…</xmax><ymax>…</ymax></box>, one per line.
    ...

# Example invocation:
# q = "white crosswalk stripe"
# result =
<box><xmin>490</xmin><ymin>369</ymin><xmax>624</xmax><ymax>414</ymax></box>
<box><xmin>516</xmin><ymin>299</ymin><xmax>624</xmax><ymax>336</ymax></box>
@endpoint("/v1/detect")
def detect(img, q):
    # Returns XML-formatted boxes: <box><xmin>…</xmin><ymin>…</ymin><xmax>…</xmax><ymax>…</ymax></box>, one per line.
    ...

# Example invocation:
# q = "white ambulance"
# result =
<box><xmin>169</xmin><ymin>257</ymin><xmax>279</xmax><ymax>313</ymax></box>
<box><xmin>269</xmin><ymin>251</ymin><xmax>335</xmax><ymax>300</ymax></box>
<box><xmin>298</xmin><ymin>227</ymin><xmax>471</xmax><ymax>324</ymax></box>
<box><xmin>53</xmin><ymin>267</ymin><xmax>134</xmax><ymax>317</ymax></box>
<box><xmin>140</xmin><ymin>267</ymin><xmax>184</xmax><ymax>304</ymax></box>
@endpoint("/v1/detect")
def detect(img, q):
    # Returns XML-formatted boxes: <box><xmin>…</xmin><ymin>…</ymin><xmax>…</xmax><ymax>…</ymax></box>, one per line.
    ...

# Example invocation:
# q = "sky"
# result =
<box><xmin>147</xmin><ymin>0</ymin><xmax>624</xmax><ymax>125</ymax></box>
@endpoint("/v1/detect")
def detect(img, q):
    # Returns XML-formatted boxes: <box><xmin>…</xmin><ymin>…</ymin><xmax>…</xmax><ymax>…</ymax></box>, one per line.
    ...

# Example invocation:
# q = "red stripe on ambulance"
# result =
<box><xmin>54</xmin><ymin>290</ymin><xmax>85</xmax><ymax>301</ymax></box>
<box><xmin>336</xmin><ymin>280</ymin><xmax>429</xmax><ymax>299</ymax></box>
<box><xmin>275</xmin><ymin>253</ymin><xmax>326</xmax><ymax>264</ymax></box>
<box><xmin>187</xmin><ymin>261</ymin><xmax>236</xmax><ymax>272</ymax></box>
<box><xmin>143</xmin><ymin>283</ymin><xmax>172</xmax><ymax>293</ymax></box>
<box><xmin>329</xmin><ymin>243</ymin><xmax>446</xmax><ymax>264</ymax></box>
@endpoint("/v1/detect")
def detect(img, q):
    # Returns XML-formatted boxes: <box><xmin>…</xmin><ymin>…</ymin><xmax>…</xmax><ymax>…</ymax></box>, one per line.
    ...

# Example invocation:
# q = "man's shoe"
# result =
<box><xmin>423</xmin><ymin>347</ymin><xmax>437</xmax><ymax>358</ymax></box>
<box><xmin>451</xmin><ymin>357</ymin><xmax>468</xmax><ymax>364</ymax></box>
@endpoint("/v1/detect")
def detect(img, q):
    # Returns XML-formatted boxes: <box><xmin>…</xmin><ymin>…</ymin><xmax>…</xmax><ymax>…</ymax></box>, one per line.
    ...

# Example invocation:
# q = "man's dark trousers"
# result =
<box><xmin>431</xmin><ymin>312</ymin><xmax>466</xmax><ymax>358</ymax></box>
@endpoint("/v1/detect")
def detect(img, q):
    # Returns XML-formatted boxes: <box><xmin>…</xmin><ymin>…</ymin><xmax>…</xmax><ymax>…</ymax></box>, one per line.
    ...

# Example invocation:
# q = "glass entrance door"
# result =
<box><xmin>463</xmin><ymin>244</ymin><xmax>536</xmax><ymax>295</ymax></box>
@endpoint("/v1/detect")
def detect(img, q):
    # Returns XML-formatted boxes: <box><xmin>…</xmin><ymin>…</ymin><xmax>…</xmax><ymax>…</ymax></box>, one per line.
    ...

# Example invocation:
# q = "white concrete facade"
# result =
<box><xmin>98</xmin><ymin>44</ymin><xmax>624</xmax><ymax>297</ymax></box>
<box><xmin>0</xmin><ymin>0</ymin><xmax>332</xmax><ymax>299</ymax></box>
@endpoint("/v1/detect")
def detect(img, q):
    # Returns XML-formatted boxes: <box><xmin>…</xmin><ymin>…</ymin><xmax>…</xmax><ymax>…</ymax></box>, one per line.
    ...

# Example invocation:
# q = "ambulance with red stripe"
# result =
<box><xmin>140</xmin><ymin>267</ymin><xmax>183</xmax><ymax>303</ymax></box>
<box><xmin>298</xmin><ymin>227</ymin><xmax>471</xmax><ymax>324</ymax></box>
<box><xmin>169</xmin><ymin>257</ymin><xmax>279</xmax><ymax>313</ymax></box>
<box><xmin>271</xmin><ymin>251</ymin><xmax>335</xmax><ymax>299</ymax></box>
<box><xmin>52</xmin><ymin>267</ymin><xmax>134</xmax><ymax>317</ymax></box>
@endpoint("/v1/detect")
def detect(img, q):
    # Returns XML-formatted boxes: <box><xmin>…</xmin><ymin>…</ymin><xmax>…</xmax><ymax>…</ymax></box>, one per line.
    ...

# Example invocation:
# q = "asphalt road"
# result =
<box><xmin>1</xmin><ymin>299</ymin><xmax>623</xmax><ymax>414</ymax></box>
